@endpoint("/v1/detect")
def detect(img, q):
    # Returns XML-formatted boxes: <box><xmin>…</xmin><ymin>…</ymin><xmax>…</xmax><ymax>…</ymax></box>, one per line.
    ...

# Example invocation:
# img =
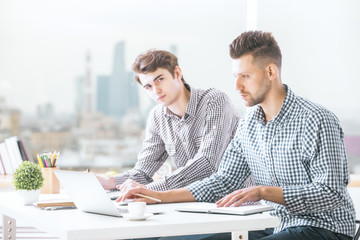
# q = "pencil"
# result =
<box><xmin>134</xmin><ymin>193</ymin><xmax>162</xmax><ymax>203</ymax></box>
<box><xmin>37</xmin><ymin>154</ymin><xmax>44</xmax><ymax>168</ymax></box>
<box><xmin>51</xmin><ymin>151</ymin><xmax>57</xmax><ymax>167</ymax></box>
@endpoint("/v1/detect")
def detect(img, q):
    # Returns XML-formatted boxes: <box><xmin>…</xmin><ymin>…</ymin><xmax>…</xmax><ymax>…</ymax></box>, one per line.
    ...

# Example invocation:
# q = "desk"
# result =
<box><xmin>0</xmin><ymin>192</ymin><xmax>280</xmax><ymax>240</ymax></box>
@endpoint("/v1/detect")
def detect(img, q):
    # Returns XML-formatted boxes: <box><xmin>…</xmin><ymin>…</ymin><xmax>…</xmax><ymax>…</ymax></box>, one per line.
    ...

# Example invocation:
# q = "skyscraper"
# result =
<box><xmin>84</xmin><ymin>52</ymin><xmax>93</xmax><ymax>113</ymax></box>
<box><xmin>108</xmin><ymin>41</ymin><xmax>139</xmax><ymax>121</ymax></box>
<box><xmin>96</xmin><ymin>75</ymin><xmax>110</xmax><ymax>115</ymax></box>
<box><xmin>75</xmin><ymin>51</ymin><xmax>94</xmax><ymax>114</ymax></box>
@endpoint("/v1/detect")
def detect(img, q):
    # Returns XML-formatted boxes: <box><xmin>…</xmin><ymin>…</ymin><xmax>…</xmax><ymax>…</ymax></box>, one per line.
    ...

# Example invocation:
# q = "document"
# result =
<box><xmin>175</xmin><ymin>201</ymin><xmax>274</xmax><ymax>216</ymax></box>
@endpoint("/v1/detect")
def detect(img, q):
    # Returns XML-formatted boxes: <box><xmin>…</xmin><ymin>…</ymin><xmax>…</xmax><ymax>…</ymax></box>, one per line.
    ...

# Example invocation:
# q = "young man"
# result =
<box><xmin>119</xmin><ymin>31</ymin><xmax>356</xmax><ymax>240</ymax></box>
<box><xmin>98</xmin><ymin>50</ymin><xmax>240</xmax><ymax>192</ymax></box>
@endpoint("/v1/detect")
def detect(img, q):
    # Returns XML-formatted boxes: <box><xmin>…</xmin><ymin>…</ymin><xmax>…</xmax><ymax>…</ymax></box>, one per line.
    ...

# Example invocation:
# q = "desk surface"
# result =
<box><xmin>0</xmin><ymin>192</ymin><xmax>280</xmax><ymax>240</ymax></box>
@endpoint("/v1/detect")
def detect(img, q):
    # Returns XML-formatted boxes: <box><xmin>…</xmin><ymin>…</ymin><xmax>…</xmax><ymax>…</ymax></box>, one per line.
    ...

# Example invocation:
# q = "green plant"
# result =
<box><xmin>12</xmin><ymin>161</ymin><xmax>44</xmax><ymax>190</ymax></box>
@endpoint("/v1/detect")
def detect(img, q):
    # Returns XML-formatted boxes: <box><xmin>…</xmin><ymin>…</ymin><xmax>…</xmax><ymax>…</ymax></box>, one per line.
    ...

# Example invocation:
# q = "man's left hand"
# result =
<box><xmin>117</xmin><ymin>179</ymin><xmax>146</xmax><ymax>192</ymax></box>
<box><xmin>216</xmin><ymin>186</ymin><xmax>262</xmax><ymax>207</ymax></box>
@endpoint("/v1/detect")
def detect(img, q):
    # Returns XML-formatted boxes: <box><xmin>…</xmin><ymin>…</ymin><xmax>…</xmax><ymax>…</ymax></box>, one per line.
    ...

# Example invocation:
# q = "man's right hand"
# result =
<box><xmin>116</xmin><ymin>186</ymin><xmax>161</xmax><ymax>204</ymax></box>
<box><xmin>96</xmin><ymin>175</ymin><xmax>116</xmax><ymax>190</ymax></box>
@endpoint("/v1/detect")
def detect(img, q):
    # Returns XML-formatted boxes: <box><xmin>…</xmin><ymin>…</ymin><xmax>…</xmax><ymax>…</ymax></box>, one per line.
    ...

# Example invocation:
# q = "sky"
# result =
<box><xmin>0</xmin><ymin>0</ymin><xmax>359</xmax><ymax>133</ymax></box>
<box><xmin>0</xmin><ymin>0</ymin><xmax>246</xmax><ymax>116</ymax></box>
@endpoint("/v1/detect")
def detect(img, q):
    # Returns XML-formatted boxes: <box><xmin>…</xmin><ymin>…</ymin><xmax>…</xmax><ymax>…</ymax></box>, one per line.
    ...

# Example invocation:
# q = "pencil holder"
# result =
<box><xmin>40</xmin><ymin>167</ymin><xmax>60</xmax><ymax>194</ymax></box>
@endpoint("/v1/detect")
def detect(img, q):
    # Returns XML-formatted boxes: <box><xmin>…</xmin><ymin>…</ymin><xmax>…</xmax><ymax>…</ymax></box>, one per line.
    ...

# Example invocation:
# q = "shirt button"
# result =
<box><xmin>213</xmin><ymin>125</ymin><xmax>217</xmax><ymax>129</ymax></box>
<box><xmin>183</xmin><ymin>142</ymin><xmax>186</xmax><ymax>145</ymax></box>
<box><xmin>272</xmin><ymin>177</ymin><xmax>275</xmax><ymax>181</ymax></box>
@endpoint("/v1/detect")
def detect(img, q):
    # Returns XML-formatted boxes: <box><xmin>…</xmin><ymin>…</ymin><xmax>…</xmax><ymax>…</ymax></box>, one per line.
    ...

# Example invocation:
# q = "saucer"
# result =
<box><xmin>123</xmin><ymin>213</ymin><xmax>153</xmax><ymax>221</ymax></box>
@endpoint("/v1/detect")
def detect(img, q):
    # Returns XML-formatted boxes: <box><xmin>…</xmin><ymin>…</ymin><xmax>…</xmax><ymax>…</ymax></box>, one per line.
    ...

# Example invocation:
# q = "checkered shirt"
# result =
<box><xmin>186</xmin><ymin>85</ymin><xmax>356</xmax><ymax>237</ymax></box>
<box><xmin>114</xmin><ymin>85</ymin><xmax>240</xmax><ymax>191</ymax></box>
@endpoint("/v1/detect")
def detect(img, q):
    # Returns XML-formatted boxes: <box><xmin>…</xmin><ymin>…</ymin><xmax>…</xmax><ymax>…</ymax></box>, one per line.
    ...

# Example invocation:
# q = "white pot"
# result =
<box><xmin>17</xmin><ymin>189</ymin><xmax>41</xmax><ymax>205</ymax></box>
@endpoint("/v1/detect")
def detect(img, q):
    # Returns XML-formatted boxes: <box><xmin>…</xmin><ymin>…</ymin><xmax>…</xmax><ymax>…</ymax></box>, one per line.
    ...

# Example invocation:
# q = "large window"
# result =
<box><xmin>1</xmin><ymin>0</ymin><xmax>359</xmax><ymax>173</ymax></box>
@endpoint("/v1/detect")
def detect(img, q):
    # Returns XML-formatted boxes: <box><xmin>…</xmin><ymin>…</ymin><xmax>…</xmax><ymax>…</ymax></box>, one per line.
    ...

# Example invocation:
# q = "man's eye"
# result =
<box><xmin>144</xmin><ymin>85</ymin><xmax>151</xmax><ymax>90</ymax></box>
<box><xmin>242</xmin><ymin>75</ymin><xmax>249</xmax><ymax>79</ymax></box>
<box><xmin>158</xmin><ymin>77</ymin><xmax>163</xmax><ymax>82</ymax></box>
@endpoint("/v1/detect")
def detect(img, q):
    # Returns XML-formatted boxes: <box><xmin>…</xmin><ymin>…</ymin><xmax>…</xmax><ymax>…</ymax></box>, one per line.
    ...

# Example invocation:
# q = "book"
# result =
<box><xmin>34</xmin><ymin>199</ymin><xmax>75</xmax><ymax>208</ymax></box>
<box><xmin>175</xmin><ymin>201</ymin><xmax>274</xmax><ymax>216</ymax></box>
<box><xmin>0</xmin><ymin>154</ymin><xmax>6</xmax><ymax>175</ymax></box>
<box><xmin>5</xmin><ymin>136</ymin><xmax>23</xmax><ymax>170</ymax></box>
<box><xmin>0</xmin><ymin>142</ymin><xmax>14</xmax><ymax>174</ymax></box>
<box><xmin>17</xmin><ymin>139</ymin><xmax>34</xmax><ymax>162</ymax></box>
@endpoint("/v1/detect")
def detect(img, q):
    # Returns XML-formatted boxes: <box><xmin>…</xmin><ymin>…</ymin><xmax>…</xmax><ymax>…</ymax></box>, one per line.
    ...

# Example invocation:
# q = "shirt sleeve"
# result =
<box><xmin>114</xmin><ymin>109</ymin><xmax>168</xmax><ymax>187</ymax></box>
<box><xmin>147</xmin><ymin>93</ymin><xmax>239</xmax><ymax>191</ymax></box>
<box><xmin>283</xmin><ymin>110</ymin><xmax>348</xmax><ymax>214</ymax></box>
<box><xmin>185</xmin><ymin>124</ymin><xmax>251</xmax><ymax>202</ymax></box>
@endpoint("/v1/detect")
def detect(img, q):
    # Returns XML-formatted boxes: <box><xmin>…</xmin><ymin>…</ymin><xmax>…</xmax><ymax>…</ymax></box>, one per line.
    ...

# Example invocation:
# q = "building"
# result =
<box><xmin>0</xmin><ymin>97</ymin><xmax>20</xmax><ymax>139</ymax></box>
<box><xmin>108</xmin><ymin>41</ymin><xmax>139</xmax><ymax>121</ymax></box>
<box><xmin>96</xmin><ymin>75</ymin><xmax>110</xmax><ymax>115</ymax></box>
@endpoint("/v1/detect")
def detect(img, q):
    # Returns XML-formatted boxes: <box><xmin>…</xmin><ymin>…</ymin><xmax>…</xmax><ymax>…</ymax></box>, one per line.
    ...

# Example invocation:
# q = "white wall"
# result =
<box><xmin>257</xmin><ymin>0</ymin><xmax>360</xmax><ymax>134</ymax></box>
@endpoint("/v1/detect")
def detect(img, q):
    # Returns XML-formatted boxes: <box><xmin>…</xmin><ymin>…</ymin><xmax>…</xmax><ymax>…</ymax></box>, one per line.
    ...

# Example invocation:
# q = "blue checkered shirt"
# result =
<box><xmin>186</xmin><ymin>85</ymin><xmax>356</xmax><ymax>237</ymax></box>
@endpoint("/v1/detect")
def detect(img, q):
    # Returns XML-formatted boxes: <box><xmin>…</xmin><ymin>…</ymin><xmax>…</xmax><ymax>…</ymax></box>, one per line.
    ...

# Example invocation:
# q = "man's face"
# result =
<box><xmin>232</xmin><ymin>54</ymin><xmax>271</xmax><ymax>107</ymax></box>
<box><xmin>139</xmin><ymin>67</ymin><xmax>183</xmax><ymax>107</ymax></box>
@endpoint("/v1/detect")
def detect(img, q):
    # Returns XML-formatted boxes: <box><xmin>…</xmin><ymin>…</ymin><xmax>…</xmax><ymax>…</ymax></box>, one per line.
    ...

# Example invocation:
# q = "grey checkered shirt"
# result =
<box><xmin>114</xmin><ymin>85</ymin><xmax>240</xmax><ymax>191</ymax></box>
<box><xmin>186</xmin><ymin>85</ymin><xmax>356</xmax><ymax>237</ymax></box>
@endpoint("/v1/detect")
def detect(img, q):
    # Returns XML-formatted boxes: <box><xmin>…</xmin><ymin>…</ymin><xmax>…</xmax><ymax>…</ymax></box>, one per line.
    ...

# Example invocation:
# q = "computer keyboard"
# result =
<box><xmin>117</xmin><ymin>208</ymin><xmax>129</xmax><ymax>214</ymax></box>
<box><xmin>107</xmin><ymin>189</ymin><xmax>122</xmax><ymax>200</ymax></box>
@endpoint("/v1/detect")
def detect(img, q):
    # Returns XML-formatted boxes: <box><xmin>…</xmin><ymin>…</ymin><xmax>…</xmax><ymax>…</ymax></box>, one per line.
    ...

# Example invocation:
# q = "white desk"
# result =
<box><xmin>0</xmin><ymin>192</ymin><xmax>280</xmax><ymax>240</ymax></box>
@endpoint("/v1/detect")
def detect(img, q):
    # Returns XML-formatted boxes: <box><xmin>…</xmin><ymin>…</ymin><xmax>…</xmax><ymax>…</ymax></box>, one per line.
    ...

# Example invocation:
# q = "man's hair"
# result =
<box><xmin>229</xmin><ymin>31</ymin><xmax>282</xmax><ymax>70</ymax></box>
<box><xmin>132</xmin><ymin>49</ymin><xmax>186</xmax><ymax>85</ymax></box>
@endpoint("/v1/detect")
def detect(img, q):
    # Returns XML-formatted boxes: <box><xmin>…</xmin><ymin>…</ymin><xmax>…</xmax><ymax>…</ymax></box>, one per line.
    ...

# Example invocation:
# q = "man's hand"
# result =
<box><xmin>117</xmin><ymin>179</ymin><xmax>145</xmax><ymax>192</ymax></box>
<box><xmin>216</xmin><ymin>186</ymin><xmax>285</xmax><ymax>207</ymax></box>
<box><xmin>216</xmin><ymin>186</ymin><xmax>263</xmax><ymax>207</ymax></box>
<box><xmin>96</xmin><ymin>175</ymin><xmax>116</xmax><ymax>190</ymax></box>
<box><xmin>116</xmin><ymin>186</ymin><xmax>160</xmax><ymax>204</ymax></box>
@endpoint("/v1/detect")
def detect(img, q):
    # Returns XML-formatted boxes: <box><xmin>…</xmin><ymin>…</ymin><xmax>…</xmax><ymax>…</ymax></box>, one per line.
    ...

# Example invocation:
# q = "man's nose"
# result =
<box><xmin>153</xmin><ymin>85</ymin><xmax>161</xmax><ymax>94</ymax></box>
<box><xmin>235</xmin><ymin>77</ymin><xmax>244</xmax><ymax>91</ymax></box>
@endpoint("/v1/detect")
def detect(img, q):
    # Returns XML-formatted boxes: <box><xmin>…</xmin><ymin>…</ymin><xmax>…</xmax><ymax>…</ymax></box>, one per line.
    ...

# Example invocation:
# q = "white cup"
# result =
<box><xmin>128</xmin><ymin>202</ymin><xmax>146</xmax><ymax>217</ymax></box>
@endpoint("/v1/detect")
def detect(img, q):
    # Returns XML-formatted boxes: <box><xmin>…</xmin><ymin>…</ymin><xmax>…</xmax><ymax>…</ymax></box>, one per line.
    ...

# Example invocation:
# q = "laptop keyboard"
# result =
<box><xmin>117</xmin><ymin>208</ymin><xmax>129</xmax><ymax>214</ymax></box>
<box><xmin>107</xmin><ymin>189</ymin><xmax>122</xmax><ymax>200</ymax></box>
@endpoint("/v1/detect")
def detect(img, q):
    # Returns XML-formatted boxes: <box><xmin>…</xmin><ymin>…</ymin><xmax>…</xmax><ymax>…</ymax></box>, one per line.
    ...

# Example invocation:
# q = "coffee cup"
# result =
<box><xmin>128</xmin><ymin>202</ymin><xmax>146</xmax><ymax>217</ymax></box>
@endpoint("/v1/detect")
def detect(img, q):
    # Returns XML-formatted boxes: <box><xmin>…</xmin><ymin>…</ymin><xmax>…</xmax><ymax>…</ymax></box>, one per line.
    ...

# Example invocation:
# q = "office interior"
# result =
<box><xmin>0</xmin><ymin>0</ymin><xmax>360</xmax><ymax>237</ymax></box>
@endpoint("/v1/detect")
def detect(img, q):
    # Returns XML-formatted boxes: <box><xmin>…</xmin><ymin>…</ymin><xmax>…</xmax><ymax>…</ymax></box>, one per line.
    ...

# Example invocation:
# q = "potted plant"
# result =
<box><xmin>12</xmin><ymin>161</ymin><xmax>44</xmax><ymax>205</ymax></box>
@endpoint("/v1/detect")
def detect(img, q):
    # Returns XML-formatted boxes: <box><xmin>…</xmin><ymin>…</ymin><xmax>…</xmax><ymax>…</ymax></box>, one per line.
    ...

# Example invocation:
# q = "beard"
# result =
<box><xmin>242</xmin><ymin>78</ymin><xmax>271</xmax><ymax>107</ymax></box>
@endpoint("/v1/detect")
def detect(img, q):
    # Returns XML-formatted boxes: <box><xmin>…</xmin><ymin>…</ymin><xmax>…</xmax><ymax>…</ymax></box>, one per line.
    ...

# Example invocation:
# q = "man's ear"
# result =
<box><xmin>174</xmin><ymin>66</ymin><xmax>183</xmax><ymax>81</ymax></box>
<box><xmin>266</xmin><ymin>64</ymin><xmax>278</xmax><ymax>80</ymax></box>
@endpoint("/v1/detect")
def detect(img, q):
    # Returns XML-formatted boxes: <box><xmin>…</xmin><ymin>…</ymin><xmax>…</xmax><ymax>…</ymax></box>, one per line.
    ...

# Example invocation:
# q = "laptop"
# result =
<box><xmin>54</xmin><ymin>170</ymin><xmax>161</xmax><ymax>217</ymax></box>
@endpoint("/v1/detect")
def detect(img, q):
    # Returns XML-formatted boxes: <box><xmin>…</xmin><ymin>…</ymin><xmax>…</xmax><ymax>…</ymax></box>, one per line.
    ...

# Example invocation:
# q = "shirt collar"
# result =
<box><xmin>254</xmin><ymin>84</ymin><xmax>295</xmax><ymax>126</ymax></box>
<box><xmin>163</xmin><ymin>84</ymin><xmax>196</xmax><ymax>119</ymax></box>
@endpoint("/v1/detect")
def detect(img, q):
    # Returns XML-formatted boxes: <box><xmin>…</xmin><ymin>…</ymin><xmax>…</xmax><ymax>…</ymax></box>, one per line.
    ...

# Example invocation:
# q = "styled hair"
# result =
<box><xmin>132</xmin><ymin>49</ymin><xmax>186</xmax><ymax>85</ymax></box>
<box><xmin>229</xmin><ymin>31</ymin><xmax>282</xmax><ymax>70</ymax></box>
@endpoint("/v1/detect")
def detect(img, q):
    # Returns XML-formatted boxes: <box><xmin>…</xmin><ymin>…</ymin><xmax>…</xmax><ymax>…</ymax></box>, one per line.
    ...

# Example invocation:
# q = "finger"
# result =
<box><xmin>216</xmin><ymin>194</ymin><xmax>236</xmax><ymax>207</ymax></box>
<box><xmin>119</xmin><ymin>183</ymin><xmax>127</xmax><ymax>192</ymax></box>
<box><xmin>119</xmin><ymin>180</ymin><xmax>131</xmax><ymax>191</ymax></box>
<box><xmin>231</xmin><ymin>196</ymin><xmax>249</xmax><ymax>207</ymax></box>
<box><xmin>217</xmin><ymin>191</ymin><xmax>244</xmax><ymax>207</ymax></box>
<box><xmin>223</xmin><ymin>195</ymin><xmax>242</xmax><ymax>207</ymax></box>
<box><xmin>118</xmin><ymin>186</ymin><xmax>145</xmax><ymax>202</ymax></box>
<box><xmin>216</xmin><ymin>193</ymin><xmax>234</xmax><ymax>206</ymax></box>
<box><xmin>116</xmin><ymin>189</ymin><xmax>134</xmax><ymax>202</ymax></box>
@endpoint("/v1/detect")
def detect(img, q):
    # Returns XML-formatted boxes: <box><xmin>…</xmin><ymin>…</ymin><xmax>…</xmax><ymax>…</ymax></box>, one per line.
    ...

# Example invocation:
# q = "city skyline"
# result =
<box><xmin>0</xmin><ymin>0</ymin><xmax>360</xmax><ymax>174</ymax></box>
<box><xmin>0</xmin><ymin>0</ymin><xmax>247</xmax><ymax>117</ymax></box>
<box><xmin>1</xmin><ymin>0</ymin><xmax>359</xmax><ymax>129</ymax></box>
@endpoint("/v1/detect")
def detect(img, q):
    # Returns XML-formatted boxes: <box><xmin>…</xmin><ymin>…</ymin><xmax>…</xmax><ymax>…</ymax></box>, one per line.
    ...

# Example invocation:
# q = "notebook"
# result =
<box><xmin>175</xmin><ymin>201</ymin><xmax>274</xmax><ymax>216</ymax></box>
<box><xmin>54</xmin><ymin>170</ymin><xmax>162</xmax><ymax>217</ymax></box>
